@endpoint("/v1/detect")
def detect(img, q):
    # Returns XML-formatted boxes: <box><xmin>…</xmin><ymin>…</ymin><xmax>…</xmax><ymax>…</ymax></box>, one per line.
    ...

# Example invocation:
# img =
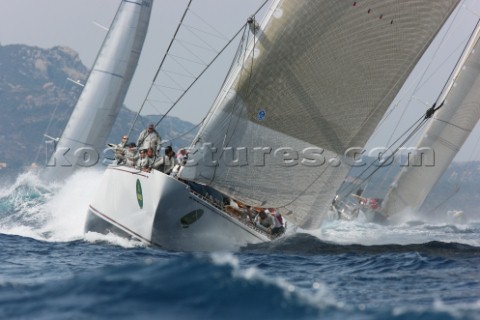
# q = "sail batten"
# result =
<box><xmin>180</xmin><ymin>0</ymin><xmax>460</xmax><ymax>229</ymax></box>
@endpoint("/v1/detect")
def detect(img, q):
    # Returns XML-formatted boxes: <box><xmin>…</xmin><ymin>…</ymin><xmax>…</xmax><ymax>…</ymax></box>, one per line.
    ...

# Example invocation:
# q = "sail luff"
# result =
<box><xmin>383</xmin><ymin>18</ymin><xmax>480</xmax><ymax>216</ymax></box>
<box><xmin>43</xmin><ymin>0</ymin><xmax>152</xmax><ymax>181</ymax></box>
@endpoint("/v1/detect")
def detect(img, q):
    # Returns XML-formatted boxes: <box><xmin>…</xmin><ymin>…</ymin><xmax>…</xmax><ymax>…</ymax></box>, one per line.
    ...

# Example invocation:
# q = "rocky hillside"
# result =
<box><xmin>0</xmin><ymin>44</ymin><xmax>197</xmax><ymax>174</ymax></box>
<box><xmin>0</xmin><ymin>45</ymin><xmax>85</xmax><ymax>168</ymax></box>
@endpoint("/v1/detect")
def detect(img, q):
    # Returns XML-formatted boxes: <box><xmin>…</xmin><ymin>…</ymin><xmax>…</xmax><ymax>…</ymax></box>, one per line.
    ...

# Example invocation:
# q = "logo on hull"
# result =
<box><xmin>136</xmin><ymin>179</ymin><xmax>143</xmax><ymax>209</ymax></box>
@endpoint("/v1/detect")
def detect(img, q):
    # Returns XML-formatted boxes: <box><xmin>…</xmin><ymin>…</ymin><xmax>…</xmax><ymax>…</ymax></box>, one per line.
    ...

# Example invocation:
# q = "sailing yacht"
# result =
<box><xmin>85</xmin><ymin>0</ymin><xmax>461</xmax><ymax>251</ymax></box>
<box><xmin>383</xmin><ymin>21</ymin><xmax>480</xmax><ymax>216</ymax></box>
<box><xmin>337</xmin><ymin>9</ymin><xmax>480</xmax><ymax>222</ymax></box>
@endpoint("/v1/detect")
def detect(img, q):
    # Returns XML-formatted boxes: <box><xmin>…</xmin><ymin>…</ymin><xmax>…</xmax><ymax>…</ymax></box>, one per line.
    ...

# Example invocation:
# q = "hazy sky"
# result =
<box><xmin>1</xmin><ymin>0</ymin><xmax>480</xmax><ymax>160</ymax></box>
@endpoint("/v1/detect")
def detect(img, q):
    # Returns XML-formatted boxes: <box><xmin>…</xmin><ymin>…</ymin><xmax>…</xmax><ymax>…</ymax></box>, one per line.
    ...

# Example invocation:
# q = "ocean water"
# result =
<box><xmin>0</xmin><ymin>170</ymin><xmax>479</xmax><ymax>320</ymax></box>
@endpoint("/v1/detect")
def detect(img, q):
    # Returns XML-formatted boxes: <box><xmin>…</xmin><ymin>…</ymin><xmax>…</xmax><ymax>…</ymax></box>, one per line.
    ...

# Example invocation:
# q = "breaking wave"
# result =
<box><xmin>0</xmin><ymin>169</ymin><xmax>142</xmax><ymax>248</ymax></box>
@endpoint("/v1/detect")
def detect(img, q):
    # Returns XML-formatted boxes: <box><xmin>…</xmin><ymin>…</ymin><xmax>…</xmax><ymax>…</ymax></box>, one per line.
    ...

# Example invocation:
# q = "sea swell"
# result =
<box><xmin>0</xmin><ymin>237</ymin><xmax>478</xmax><ymax>320</ymax></box>
<box><xmin>1</xmin><ymin>171</ymin><xmax>480</xmax><ymax>319</ymax></box>
<box><xmin>243</xmin><ymin>232</ymin><xmax>480</xmax><ymax>257</ymax></box>
<box><xmin>0</xmin><ymin>245</ymin><xmax>329</xmax><ymax>320</ymax></box>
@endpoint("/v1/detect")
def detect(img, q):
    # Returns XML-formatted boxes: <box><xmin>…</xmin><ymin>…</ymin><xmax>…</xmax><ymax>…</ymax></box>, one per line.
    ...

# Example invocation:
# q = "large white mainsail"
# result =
<box><xmin>44</xmin><ymin>0</ymin><xmax>152</xmax><ymax>181</ymax></box>
<box><xmin>179</xmin><ymin>0</ymin><xmax>460</xmax><ymax>229</ymax></box>
<box><xmin>383</xmin><ymin>19</ymin><xmax>480</xmax><ymax>216</ymax></box>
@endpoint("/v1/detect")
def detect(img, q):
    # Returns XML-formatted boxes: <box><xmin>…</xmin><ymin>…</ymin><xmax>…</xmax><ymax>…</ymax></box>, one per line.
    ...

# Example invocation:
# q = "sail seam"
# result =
<box><xmin>434</xmin><ymin>118</ymin><xmax>472</xmax><ymax>133</ymax></box>
<box><xmin>92</xmin><ymin>69</ymin><xmax>124</xmax><ymax>79</ymax></box>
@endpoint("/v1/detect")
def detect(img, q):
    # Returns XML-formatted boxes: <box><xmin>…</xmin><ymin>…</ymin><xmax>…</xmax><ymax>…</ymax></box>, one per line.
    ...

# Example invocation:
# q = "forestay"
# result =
<box><xmin>179</xmin><ymin>0</ymin><xmax>460</xmax><ymax>229</ymax></box>
<box><xmin>383</xmin><ymin>21</ymin><xmax>480</xmax><ymax>216</ymax></box>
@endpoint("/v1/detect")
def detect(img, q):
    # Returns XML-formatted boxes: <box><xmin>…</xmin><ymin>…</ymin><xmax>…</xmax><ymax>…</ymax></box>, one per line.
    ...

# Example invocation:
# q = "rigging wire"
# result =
<box><xmin>127</xmin><ymin>0</ymin><xmax>270</xmax><ymax>149</ymax></box>
<box><xmin>426</xmin><ymin>127</ymin><xmax>480</xmax><ymax>214</ymax></box>
<box><xmin>426</xmin><ymin>113</ymin><xmax>480</xmax><ymax>214</ymax></box>
<box><xmin>205</xmin><ymin>0</ymin><xmax>276</xmax><ymax>177</ymax></box>
<box><xmin>34</xmin><ymin>78</ymin><xmax>84</xmax><ymax>165</ymax></box>
<box><xmin>337</xmin><ymin>112</ymin><xmax>434</xmax><ymax>200</ymax></box>
<box><xmin>208</xmin><ymin>18</ymin><xmax>257</xmax><ymax>184</ymax></box>
<box><xmin>134</xmin><ymin>0</ymin><xmax>268</xmax><ymax>133</ymax></box>
<box><xmin>466</xmin><ymin>126</ymin><xmax>480</xmax><ymax>160</ymax></box>
<box><xmin>126</xmin><ymin>0</ymin><xmax>194</xmax><ymax>139</ymax></box>
<box><xmin>411</xmin><ymin>22</ymin><xmax>480</xmax><ymax>216</ymax></box>
<box><xmin>367</xmin><ymin>4</ymin><xmax>466</xmax><ymax>147</ymax></box>
<box><xmin>161</xmin><ymin>119</ymin><xmax>205</xmax><ymax>145</ymax></box>
<box><xmin>397</xmin><ymin>17</ymin><xmax>480</xmax><ymax>213</ymax></box>
<box><xmin>186</xmin><ymin>8</ymin><xmax>229</xmax><ymax>40</ymax></box>
<box><xmin>203</xmin><ymin>0</ymin><xmax>275</xmax><ymax>184</ymax></box>
<box><xmin>426</xmin><ymin>185</ymin><xmax>461</xmax><ymax>214</ymax></box>
<box><xmin>152</xmin><ymin>1</ymin><xmax>269</xmax><ymax>130</ymax></box>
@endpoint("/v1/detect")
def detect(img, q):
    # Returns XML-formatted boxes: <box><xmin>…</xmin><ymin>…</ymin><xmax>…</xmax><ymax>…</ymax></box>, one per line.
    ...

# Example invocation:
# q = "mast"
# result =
<box><xmin>383</xmin><ymin>19</ymin><xmax>480</xmax><ymax>216</ymax></box>
<box><xmin>43</xmin><ymin>0</ymin><xmax>152</xmax><ymax>181</ymax></box>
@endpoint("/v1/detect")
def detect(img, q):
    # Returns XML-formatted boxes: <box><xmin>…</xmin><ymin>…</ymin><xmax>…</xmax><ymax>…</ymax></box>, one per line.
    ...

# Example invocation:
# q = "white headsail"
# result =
<box><xmin>383</xmin><ymin>19</ymin><xmax>480</xmax><ymax>216</ymax></box>
<box><xmin>179</xmin><ymin>0</ymin><xmax>460</xmax><ymax>229</ymax></box>
<box><xmin>44</xmin><ymin>0</ymin><xmax>152</xmax><ymax>181</ymax></box>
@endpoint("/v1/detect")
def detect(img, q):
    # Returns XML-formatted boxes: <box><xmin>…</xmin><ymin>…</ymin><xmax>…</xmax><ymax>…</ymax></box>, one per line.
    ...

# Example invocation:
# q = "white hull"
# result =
<box><xmin>85</xmin><ymin>166</ymin><xmax>271</xmax><ymax>251</ymax></box>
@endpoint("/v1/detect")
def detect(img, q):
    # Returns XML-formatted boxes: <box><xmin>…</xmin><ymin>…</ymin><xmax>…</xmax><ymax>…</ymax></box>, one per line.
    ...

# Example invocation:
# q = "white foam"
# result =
<box><xmin>208</xmin><ymin>252</ymin><xmax>339</xmax><ymax>309</ymax></box>
<box><xmin>392</xmin><ymin>298</ymin><xmax>480</xmax><ymax>318</ymax></box>
<box><xmin>84</xmin><ymin>231</ymin><xmax>146</xmax><ymax>248</ymax></box>
<box><xmin>0</xmin><ymin>168</ymin><xmax>131</xmax><ymax>246</ymax></box>
<box><xmin>0</xmin><ymin>170</ymin><xmax>49</xmax><ymax>198</ymax></box>
<box><xmin>38</xmin><ymin>168</ymin><xmax>105</xmax><ymax>241</ymax></box>
<box><xmin>305</xmin><ymin>208</ymin><xmax>480</xmax><ymax>247</ymax></box>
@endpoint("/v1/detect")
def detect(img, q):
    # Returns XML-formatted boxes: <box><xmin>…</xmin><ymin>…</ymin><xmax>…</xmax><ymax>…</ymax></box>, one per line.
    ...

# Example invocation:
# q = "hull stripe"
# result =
<box><xmin>88</xmin><ymin>205</ymin><xmax>152</xmax><ymax>245</ymax></box>
<box><xmin>109</xmin><ymin>166</ymin><xmax>150</xmax><ymax>178</ymax></box>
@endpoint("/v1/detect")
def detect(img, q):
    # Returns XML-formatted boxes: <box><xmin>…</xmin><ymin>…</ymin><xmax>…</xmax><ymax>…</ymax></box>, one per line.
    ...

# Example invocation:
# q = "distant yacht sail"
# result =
<box><xmin>44</xmin><ymin>0</ymin><xmax>152</xmax><ymax>181</ymax></box>
<box><xmin>383</xmin><ymin>20</ymin><xmax>480</xmax><ymax>216</ymax></box>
